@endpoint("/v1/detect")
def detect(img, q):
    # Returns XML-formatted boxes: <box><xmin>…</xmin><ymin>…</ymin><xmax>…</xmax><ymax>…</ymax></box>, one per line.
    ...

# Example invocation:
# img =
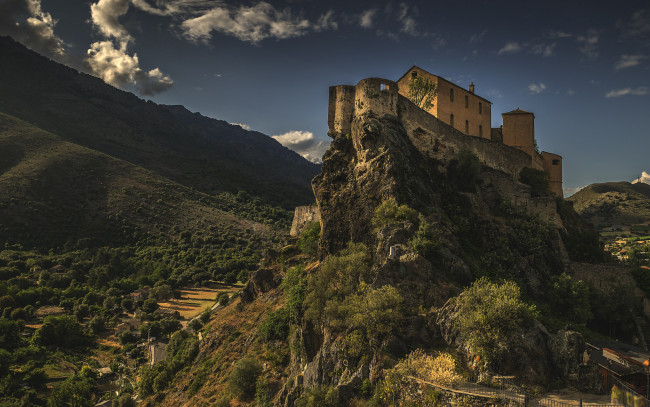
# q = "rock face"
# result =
<box><xmin>240</xmin><ymin>267</ymin><xmax>282</xmax><ymax>304</ymax></box>
<box><xmin>290</xmin><ymin>206</ymin><xmax>321</xmax><ymax>237</ymax></box>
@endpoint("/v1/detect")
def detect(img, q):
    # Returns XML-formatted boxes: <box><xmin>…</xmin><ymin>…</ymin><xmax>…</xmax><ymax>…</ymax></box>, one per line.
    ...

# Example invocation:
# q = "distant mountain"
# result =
<box><xmin>0</xmin><ymin>36</ymin><xmax>319</xmax><ymax>209</ymax></box>
<box><xmin>567</xmin><ymin>181</ymin><xmax>650</xmax><ymax>237</ymax></box>
<box><xmin>0</xmin><ymin>112</ymin><xmax>288</xmax><ymax>249</ymax></box>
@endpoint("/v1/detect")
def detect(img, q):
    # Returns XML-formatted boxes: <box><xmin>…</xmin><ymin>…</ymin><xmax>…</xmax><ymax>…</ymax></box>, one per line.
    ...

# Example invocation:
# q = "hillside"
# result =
<box><xmin>567</xmin><ymin>182</ymin><xmax>650</xmax><ymax>239</ymax></box>
<box><xmin>0</xmin><ymin>36</ymin><xmax>320</xmax><ymax>208</ymax></box>
<box><xmin>0</xmin><ymin>112</ymin><xmax>290</xmax><ymax>249</ymax></box>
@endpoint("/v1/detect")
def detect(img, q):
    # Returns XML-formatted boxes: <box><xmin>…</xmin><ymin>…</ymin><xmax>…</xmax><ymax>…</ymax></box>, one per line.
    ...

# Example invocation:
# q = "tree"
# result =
<box><xmin>48</xmin><ymin>375</ymin><xmax>94</xmax><ymax>407</ymax></box>
<box><xmin>229</xmin><ymin>357</ymin><xmax>262</xmax><ymax>399</ymax></box>
<box><xmin>408</xmin><ymin>75</ymin><xmax>437</xmax><ymax>110</ymax></box>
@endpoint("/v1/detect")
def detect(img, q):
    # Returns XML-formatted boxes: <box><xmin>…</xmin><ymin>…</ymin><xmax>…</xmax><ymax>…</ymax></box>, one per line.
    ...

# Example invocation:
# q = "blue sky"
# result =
<box><xmin>1</xmin><ymin>0</ymin><xmax>649</xmax><ymax>195</ymax></box>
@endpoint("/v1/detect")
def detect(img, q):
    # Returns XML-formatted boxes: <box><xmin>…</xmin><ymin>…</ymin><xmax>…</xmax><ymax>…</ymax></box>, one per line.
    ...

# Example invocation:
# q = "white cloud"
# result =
<box><xmin>272</xmin><ymin>131</ymin><xmax>329</xmax><ymax>164</ymax></box>
<box><xmin>614</xmin><ymin>54</ymin><xmax>646</xmax><ymax>70</ymax></box>
<box><xmin>396</xmin><ymin>2</ymin><xmax>421</xmax><ymax>37</ymax></box>
<box><xmin>566</xmin><ymin>89</ymin><xmax>575</xmax><ymax>95</ymax></box>
<box><xmin>528</xmin><ymin>82</ymin><xmax>547</xmax><ymax>94</ymax></box>
<box><xmin>576</xmin><ymin>29</ymin><xmax>599</xmax><ymax>59</ymax></box>
<box><xmin>86</xmin><ymin>41</ymin><xmax>173</xmax><ymax>95</ymax></box>
<box><xmin>359</xmin><ymin>9</ymin><xmax>377</xmax><ymax>29</ymax></box>
<box><xmin>497</xmin><ymin>41</ymin><xmax>522</xmax><ymax>55</ymax></box>
<box><xmin>0</xmin><ymin>0</ymin><xmax>68</xmax><ymax>61</ymax></box>
<box><xmin>180</xmin><ymin>2</ymin><xmax>312</xmax><ymax>44</ymax></box>
<box><xmin>314</xmin><ymin>10</ymin><xmax>338</xmax><ymax>32</ymax></box>
<box><xmin>87</xmin><ymin>0</ymin><xmax>173</xmax><ymax>95</ymax></box>
<box><xmin>605</xmin><ymin>86</ymin><xmax>649</xmax><ymax>98</ymax></box>
<box><xmin>90</xmin><ymin>0</ymin><xmax>132</xmax><ymax>42</ymax></box>
<box><xmin>633</xmin><ymin>171</ymin><xmax>650</xmax><ymax>185</ymax></box>
<box><xmin>530</xmin><ymin>42</ymin><xmax>556</xmax><ymax>57</ymax></box>
<box><xmin>231</xmin><ymin>122</ymin><xmax>251</xmax><ymax>130</ymax></box>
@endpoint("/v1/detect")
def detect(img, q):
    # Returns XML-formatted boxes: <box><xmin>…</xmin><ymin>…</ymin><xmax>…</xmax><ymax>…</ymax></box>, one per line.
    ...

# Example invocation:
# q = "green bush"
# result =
<box><xmin>519</xmin><ymin>167</ymin><xmax>550</xmax><ymax>197</ymax></box>
<box><xmin>371</xmin><ymin>199</ymin><xmax>418</xmax><ymax>230</ymax></box>
<box><xmin>454</xmin><ymin>278</ymin><xmax>536</xmax><ymax>364</ymax></box>
<box><xmin>282</xmin><ymin>266</ymin><xmax>306</xmax><ymax>323</ymax></box>
<box><xmin>449</xmin><ymin>149</ymin><xmax>481</xmax><ymax>191</ymax></box>
<box><xmin>32</xmin><ymin>315</ymin><xmax>89</xmax><ymax>348</ymax></box>
<box><xmin>296</xmin><ymin>386</ymin><xmax>341</xmax><ymax>407</ymax></box>
<box><xmin>258</xmin><ymin>308</ymin><xmax>290</xmax><ymax>342</ymax></box>
<box><xmin>216</xmin><ymin>292</ymin><xmax>230</xmax><ymax>306</ymax></box>
<box><xmin>298</xmin><ymin>222</ymin><xmax>321</xmax><ymax>256</ymax></box>
<box><xmin>228</xmin><ymin>357</ymin><xmax>262</xmax><ymax>400</ymax></box>
<box><xmin>408</xmin><ymin>215</ymin><xmax>441</xmax><ymax>261</ymax></box>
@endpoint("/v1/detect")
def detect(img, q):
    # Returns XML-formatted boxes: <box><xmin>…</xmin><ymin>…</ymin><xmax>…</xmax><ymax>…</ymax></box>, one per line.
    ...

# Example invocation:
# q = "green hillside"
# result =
<box><xmin>567</xmin><ymin>181</ymin><xmax>650</xmax><ymax>239</ymax></box>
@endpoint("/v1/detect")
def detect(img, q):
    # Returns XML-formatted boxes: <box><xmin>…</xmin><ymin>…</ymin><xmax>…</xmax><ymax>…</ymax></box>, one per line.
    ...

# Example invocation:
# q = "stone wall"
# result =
<box><xmin>397</xmin><ymin>95</ymin><xmax>533</xmax><ymax>179</ymax></box>
<box><xmin>290</xmin><ymin>206</ymin><xmax>321</xmax><ymax>237</ymax></box>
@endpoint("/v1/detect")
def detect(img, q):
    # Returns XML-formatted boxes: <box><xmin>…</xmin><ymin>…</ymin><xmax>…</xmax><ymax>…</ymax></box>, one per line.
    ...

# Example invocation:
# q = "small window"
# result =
<box><xmin>479</xmin><ymin>125</ymin><xmax>483</xmax><ymax>137</ymax></box>
<box><xmin>552</xmin><ymin>159</ymin><xmax>560</xmax><ymax>165</ymax></box>
<box><xmin>450</xmin><ymin>88</ymin><xmax>454</xmax><ymax>102</ymax></box>
<box><xmin>479</xmin><ymin>102</ymin><xmax>482</xmax><ymax>114</ymax></box>
<box><xmin>465</xmin><ymin>120</ymin><xmax>469</xmax><ymax>133</ymax></box>
<box><xmin>380</xmin><ymin>83</ymin><xmax>389</xmax><ymax>91</ymax></box>
<box><xmin>450</xmin><ymin>114</ymin><xmax>454</xmax><ymax>127</ymax></box>
<box><xmin>465</xmin><ymin>95</ymin><xmax>469</xmax><ymax>108</ymax></box>
<box><xmin>411</xmin><ymin>71</ymin><xmax>417</xmax><ymax>78</ymax></box>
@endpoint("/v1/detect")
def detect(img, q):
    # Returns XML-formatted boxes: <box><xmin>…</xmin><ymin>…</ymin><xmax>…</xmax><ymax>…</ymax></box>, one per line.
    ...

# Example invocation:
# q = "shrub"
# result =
<box><xmin>395</xmin><ymin>350</ymin><xmax>462</xmax><ymax>387</ymax></box>
<box><xmin>371</xmin><ymin>199</ymin><xmax>418</xmax><ymax>230</ymax></box>
<box><xmin>298</xmin><ymin>222</ymin><xmax>320</xmax><ymax>256</ymax></box>
<box><xmin>449</xmin><ymin>149</ymin><xmax>481</xmax><ymax>191</ymax></box>
<box><xmin>296</xmin><ymin>386</ymin><xmax>341</xmax><ymax>407</ymax></box>
<box><xmin>408</xmin><ymin>215</ymin><xmax>441</xmax><ymax>260</ymax></box>
<box><xmin>454</xmin><ymin>278</ymin><xmax>536</xmax><ymax>364</ymax></box>
<box><xmin>258</xmin><ymin>308</ymin><xmax>290</xmax><ymax>342</ymax></box>
<box><xmin>282</xmin><ymin>266</ymin><xmax>306</xmax><ymax>323</ymax></box>
<box><xmin>216</xmin><ymin>292</ymin><xmax>230</xmax><ymax>306</ymax></box>
<box><xmin>228</xmin><ymin>357</ymin><xmax>262</xmax><ymax>400</ymax></box>
<box><xmin>519</xmin><ymin>167</ymin><xmax>550</xmax><ymax>197</ymax></box>
<box><xmin>33</xmin><ymin>315</ymin><xmax>89</xmax><ymax>348</ymax></box>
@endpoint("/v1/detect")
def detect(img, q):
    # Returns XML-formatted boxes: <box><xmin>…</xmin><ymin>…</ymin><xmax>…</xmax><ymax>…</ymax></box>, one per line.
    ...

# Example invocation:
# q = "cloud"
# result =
<box><xmin>0</xmin><ymin>0</ymin><xmax>68</xmax><ymax>62</ymax></box>
<box><xmin>359</xmin><ymin>8</ymin><xmax>377</xmax><ymax>29</ymax></box>
<box><xmin>530</xmin><ymin>42</ymin><xmax>556</xmax><ymax>57</ymax></box>
<box><xmin>545</xmin><ymin>29</ymin><xmax>573</xmax><ymax>39</ymax></box>
<box><xmin>605</xmin><ymin>86</ymin><xmax>649</xmax><ymax>98</ymax></box>
<box><xmin>87</xmin><ymin>0</ymin><xmax>173</xmax><ymax>95</ymax></box>
<box><xmin>272</xmin><ymin>131</ymin><xmax>329</xmax><ymax>164</ymax></box>
<box><xmin>231</xmin><ymin>122</ymin><xmax>251</xmax><ymax>130</ymax></box>
<box><xmin>528</xmin><ymin>82</ymin><xmax>547</xmax><ymax>94</ymax></box>
<box><xmin>180</xmin><ymin>2</ymin><xmax>313</xmax><ymax>44</ymax></box>
<box><xmin>614</xmin><ymin>54</ymin><xmax>646</xmax><ymax>70</ymax></box>
<box><xmin>576</xmin><ymin>29</ymin><xmax>599</xmax><ymax>59</ymax></box>
<box><xmin>396</xmin><ymin>3</ymin><xmax>419</xmax><ymax>36</ymax></box>
<box><xmin>497</xmin><ymin>41</ymin><xmax>522</xmax><ymax>55</ymax></box>
<box><xmin>617</xmin><ymin>9</ymin><xmax>650</xmax><ymax>38</ymax></box>
<box><xmin>633</xmin><ymin>171</ymin><xmax>650</xmax><ymax>185</ymax></box>
<box><xmin>566</xmin><ymin>89</ymin><xmax>575</xmax><ymax>95</ymax></box>
<box><xmin>314</xmin><ymin>10</ymin><xmax>338</xmax><ymax>32</ymax></box>
<box><xmin>86</xmin><ymin>40</ymin><xmax>173</xmax><ymax>95</ymax></box>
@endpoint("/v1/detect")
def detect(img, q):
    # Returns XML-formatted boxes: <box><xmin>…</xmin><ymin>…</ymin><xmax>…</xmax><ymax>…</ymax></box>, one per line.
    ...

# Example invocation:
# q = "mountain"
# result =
<box><xmin>0</xmin><ymin>36</ymin><xmax>320</xmax><ymax>209</ymax></box>
<box><xmin>567</xmin><ymin>181</ymin><xmax>650</xmax><ymax>238</ymax></box>
<box><xmin>0</xmin><ymin>111</ymin><xmax>287</xmax><ymax>249</ymax></box>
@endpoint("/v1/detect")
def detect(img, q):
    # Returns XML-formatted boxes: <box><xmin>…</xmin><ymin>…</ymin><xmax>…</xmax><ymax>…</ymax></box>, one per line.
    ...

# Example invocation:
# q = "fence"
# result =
<box><xmin>609</xmin><ymin>375</ymin><xmax>650</xmax><ymax>407</ymax></box>
<box><xmin>407</xmin><ymin>374</ymin><xmax>625</xmax><ymax>407</ymax></box>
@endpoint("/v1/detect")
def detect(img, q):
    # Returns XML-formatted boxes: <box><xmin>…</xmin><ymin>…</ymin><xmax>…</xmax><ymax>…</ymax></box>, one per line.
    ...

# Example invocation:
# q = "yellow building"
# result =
<box><xmin>397</xmin><ymin>65</ymin><xmax>492</xmax><ymax>139</ymax></box>
<box><xmin>397</xmin><ymin>66</ymin><xmax>563</xmax><ymax>197</ymax></box>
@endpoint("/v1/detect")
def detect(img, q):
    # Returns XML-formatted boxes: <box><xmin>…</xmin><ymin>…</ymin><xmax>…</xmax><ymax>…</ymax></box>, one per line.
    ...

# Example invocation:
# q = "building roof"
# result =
<box><xmin>397</xmin><ymin>65</ymin><xmax>493</xmax><ymax>105</ymax></box>
<box><xmin>503</xmin><ymin>108</ymin><xmax>534</xmax><ymax>116</ymax></box>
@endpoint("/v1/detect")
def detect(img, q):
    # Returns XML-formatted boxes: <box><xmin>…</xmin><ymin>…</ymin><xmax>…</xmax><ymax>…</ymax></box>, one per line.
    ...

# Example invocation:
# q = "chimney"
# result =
<box><xmin>469</xmin><ymin>82</ymin><xmax>475</xmax><ymax>93</ymax></box>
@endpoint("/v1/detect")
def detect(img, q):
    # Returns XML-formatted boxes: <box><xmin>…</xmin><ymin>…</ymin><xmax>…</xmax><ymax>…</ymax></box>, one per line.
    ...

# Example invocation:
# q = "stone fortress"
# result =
<box><xmin>291</xmin><ymin>66</ymin><xmax>565</xmax><ymax>236</ymax></box>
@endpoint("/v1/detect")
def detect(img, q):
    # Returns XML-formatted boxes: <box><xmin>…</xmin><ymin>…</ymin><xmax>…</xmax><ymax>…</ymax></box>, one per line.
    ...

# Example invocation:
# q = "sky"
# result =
<box><xmin>1</xmin><ymin>0</ymin><xmax>649</xmax><ymax>196</ymax></box>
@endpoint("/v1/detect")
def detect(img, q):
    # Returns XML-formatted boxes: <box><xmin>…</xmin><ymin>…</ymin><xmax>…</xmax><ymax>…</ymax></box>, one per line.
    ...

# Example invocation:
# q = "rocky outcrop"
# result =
<box><xmin>240</xmin><ymin>267</ymin><xmax>282</xmax><ymax>304</ymax></box>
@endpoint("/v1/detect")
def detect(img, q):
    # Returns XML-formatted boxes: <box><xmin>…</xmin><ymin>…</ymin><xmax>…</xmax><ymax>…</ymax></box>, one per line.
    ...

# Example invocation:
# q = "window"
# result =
<box><xmin>411</xmin><ymin>71</ymin><xmax>417</xmax><ymax>78</ymax></box>
<box><xmin>380</xmin><ymin>83</ymin><xmax>389</xmax><ymax>91</ymax></box>
<box><xmin>450</xmin><ymin>114</ymin><xmax>454</xmax><ymax>127</ymax></box>
<box><xmin>479</xmin><ymin>125</ymin><xmax>483</xmax><ymax>137</ymax></box>
<box><xmin>479</xmin><ymin>102</ymin><xmax>482</xmax><ymax>114</ymax></box>
<box><xmin>465</xmin><ymin>120</ymin><xmax>469</xmax><ymax>133</ymax></box>
<box><xmin>552</xmin><ymin>159</ymin><xmax>560</xmax><ymax>165</ymax></box>
<box><xmin>465</xmin><ymin>95</ymin><xmax>469</xmax><ymax>108</ymax></box>
<box><xmin>450</xmin><ymin>88</ymin><xmax>454</xmax><ymax>102</ymax></box>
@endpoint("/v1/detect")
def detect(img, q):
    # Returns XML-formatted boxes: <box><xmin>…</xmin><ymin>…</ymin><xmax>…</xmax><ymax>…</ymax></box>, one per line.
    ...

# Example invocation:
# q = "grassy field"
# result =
<box><xmin>158</xmin><ymin>284</ymin><xmax>240</xmax><ymax>320</ymax></box>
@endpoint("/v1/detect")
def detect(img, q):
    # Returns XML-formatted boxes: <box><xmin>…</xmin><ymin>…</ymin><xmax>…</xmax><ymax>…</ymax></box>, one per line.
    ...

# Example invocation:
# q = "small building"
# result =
<box><xmin>587</xmin><ymin>340</ymin><xmax>650</xmax><ymax>396</ymax></box>
<box><xmin>149</xmin><ymin>340</ymin><xmax>168</xmax><ymax>365</ymax></box>
<box><xmin>115</xmin><ymin>318</ymin><xmax>141</xmax><ymax>335</ymax></box>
